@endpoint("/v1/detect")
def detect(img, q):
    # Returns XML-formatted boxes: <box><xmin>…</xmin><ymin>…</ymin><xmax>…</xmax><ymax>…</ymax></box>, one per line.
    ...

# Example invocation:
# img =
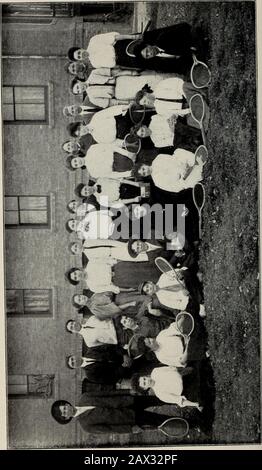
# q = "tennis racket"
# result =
<box><xmin>128</xmin><ymin>102</ymin><xmax>146</xmax><ymax>125</ymax></box>
<box><xmin>192</xmin><ymin>182</ymin><xmax>206</xmax><ymax>239</ymax></box>
<box><xmin>158</xmin><ymin>417</ymin><xmax>189</xmax><ymax>438</ymax></box>
<box><xmin>155</xmin><ymin>257</ymin><xmax>186</xmax><ymax>289</ymax></box>
<box><xmin>175</xmin><ymin>311</ymin><xmax>194</xmax><ymax>338</ymax></box>
<box><xmin>190</xmin><ymin>54</ymin><xmax>211</xmax><ymax>89</ymax></box>
<box><xmin>123</xmin><ymin>133</ymin><xmax>141</xmax><ymax>155</ymax></box>
<box><xmin>189</xmin><ymin>93</ymin><xmax>207</xmax><ymax>145</ymax></box>
<box><xmin>125</xmin><ymin>333</ymin><xmax>144</xmax><ymax>360</ymax></box>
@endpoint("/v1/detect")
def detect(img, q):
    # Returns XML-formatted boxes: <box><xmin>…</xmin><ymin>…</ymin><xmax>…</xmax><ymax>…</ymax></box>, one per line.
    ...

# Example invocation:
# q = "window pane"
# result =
<box><xmin>9</xmin><ymin>384</ymin><xmax>28</xmax><ymax>395</ymax></box>
<box><xmin>15</xmin><ymin>104</ymin><xmax>45</xmax><ymax>121</ymax></box>
<box><xmin>3</xmin><ymin>87</ymin><xmax>14</xmax><ymax>103</ymax></box>
<box><xmin>24</xmin><ymin>290</ymin><xmax>50</xmax><ymax>313</ymax></box>
<box><xmin>19</xmin><ymin>196</ymin><xmax>47</xmax><ymax>210</ymax></box>
<box><xmin>5</xmin><ymin>211</ymin><xmax>19</xmax><ymax>225</ymax></box>
<box><xmin>20</xmin><ymin>210</ymin><xmax>47</xmax><ymax>225</ymax></box>
<box><xmin>15</xmin><ymin>86</ymin><xmax>45</xmax><ymax>103</ymax></box>
<box><xmin>6</xmin><ymin>290</ymin><xmax>24</xmax><ymax>314</ymax></box>
<box><xmin>5</xmin><ymin>197</ymin><xmax>18</xmax><ymax>211</ymax></box>
<box><xmin>3</xmin><ymin>104</ymin><xmax>15</xmax><ymax>121</ymax></box>
<box><xmin>8</xmin><ymin>375</ymin><xmax>27</xmax><ymax>385</ymax></box>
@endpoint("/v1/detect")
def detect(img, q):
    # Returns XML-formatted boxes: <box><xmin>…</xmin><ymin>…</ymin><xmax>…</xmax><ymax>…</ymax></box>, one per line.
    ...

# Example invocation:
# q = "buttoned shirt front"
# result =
<box><xmin>76</xmin><ymin>210</ymin><xmax>115</xmax><ymax>240</ymax></box>
<box><xmin>80</xmin><ymin>315</ymin><xmax>118</xmax><ymax>347</ymax></box>
<box><xmin>154</xmin><ymin>77</ymin><xmax>184</xmax><ymax>118</ymax></box>
<box><xmin>149</xmin><ymin>114</ymin><xmax>174</xmax><ymax>148</ymax></box>
<box><xmin>84</xmin><ymin>260</ymin><xmax>119</xmax><ymax>294</ymax></box>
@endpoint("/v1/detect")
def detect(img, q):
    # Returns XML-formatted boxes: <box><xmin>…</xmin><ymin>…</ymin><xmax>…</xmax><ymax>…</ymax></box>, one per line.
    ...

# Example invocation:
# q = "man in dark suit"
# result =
<box><xmin>51</xmin><ymin>394</ymin><xmax>177</xmax><ymax>434</ymax></box>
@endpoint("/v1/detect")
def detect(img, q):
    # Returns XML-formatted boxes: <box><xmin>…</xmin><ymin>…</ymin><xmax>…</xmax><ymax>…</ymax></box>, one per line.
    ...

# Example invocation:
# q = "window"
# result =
<box><xmin>6</xmin><ymin>289</ymin><xmax>53</xmax><ymax>316</ymax></box>
<box><xmin>8</xmin><ymin>374</ymin><xmax>55</xmax><ymax>398</ymax></box>
<box><xmin>3</xmin><ymin>86</ymin><xmax>48</xmax><ymax>123</ymax></box>
<box><xmin>5</xmin><ymin>196</ymin><xmax>50</xmax><ymax>228</ymax></box>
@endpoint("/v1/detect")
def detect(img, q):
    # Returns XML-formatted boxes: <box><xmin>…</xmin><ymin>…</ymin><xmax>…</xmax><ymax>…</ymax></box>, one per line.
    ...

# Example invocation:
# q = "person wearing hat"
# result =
<box><xmin>135</xmin><ymin>147</ymin><xmax>207</xmax><ymax>193</ymax></box>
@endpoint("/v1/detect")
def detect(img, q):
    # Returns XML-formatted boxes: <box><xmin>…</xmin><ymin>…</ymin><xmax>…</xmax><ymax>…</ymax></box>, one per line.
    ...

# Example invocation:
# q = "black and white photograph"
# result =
<box><xmin>0</xmin><ymin>0</ymin><xmax>260</xmax><ymax>449</ymax></box>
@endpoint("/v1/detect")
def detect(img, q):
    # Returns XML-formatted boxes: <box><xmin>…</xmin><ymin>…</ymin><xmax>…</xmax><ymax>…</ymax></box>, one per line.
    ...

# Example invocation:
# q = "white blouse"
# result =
<box><xmin>86</xmin><ymin>32</ymin><xmax>120</xmax><ymax>68</ymax></box>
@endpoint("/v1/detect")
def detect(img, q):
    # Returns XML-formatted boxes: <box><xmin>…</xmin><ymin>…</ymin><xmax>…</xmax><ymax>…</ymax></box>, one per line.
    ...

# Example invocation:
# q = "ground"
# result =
<box><xmin>138</xmin><ymin>1</ymin><xmax>259</xmax><ymax>444</ymax></box>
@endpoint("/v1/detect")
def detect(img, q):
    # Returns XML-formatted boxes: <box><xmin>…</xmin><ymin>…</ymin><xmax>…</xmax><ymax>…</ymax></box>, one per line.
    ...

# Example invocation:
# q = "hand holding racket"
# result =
<box><xmin>155</xmin><ymin>256</ymin><xmax>187</xmax><ymax>289</ymax></box>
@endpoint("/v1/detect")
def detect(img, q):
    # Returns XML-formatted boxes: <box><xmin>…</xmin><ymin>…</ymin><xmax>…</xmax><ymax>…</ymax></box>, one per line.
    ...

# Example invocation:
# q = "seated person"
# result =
<box><xmin>67</xmin><ymin>200</ymin><xmax>96</xmax><ymax>218</ymax></box>
<box><xmin>120</xmin><ymin>314</ymin><xmax>172</xmax><ymax>338</ymax></box>
<box><xmin>131</xmin><ymin>367</ymin><xmax>203</xmax><ymax>410</ymax></box>
<box><xmin>134</xmin><ymin>147</ymin><xmax>207</xmax><ymax>193</ymax></box>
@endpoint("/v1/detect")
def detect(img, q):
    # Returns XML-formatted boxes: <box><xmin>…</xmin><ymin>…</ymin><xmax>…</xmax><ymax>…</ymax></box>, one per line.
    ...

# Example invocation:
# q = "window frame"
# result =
<box><xmin>3</xmin><ymin>85</ymin><xmax>49</xmax><ymax>125</ymax></box>
<box><xmin>6</xmin><ymin>288</ymin><xmax>53</xmax><ymax>318</ymax></box>
<box><xmin>4</xmin><ymin>195</ymin><xmax>51</xmax><ymax>229</ymax></box>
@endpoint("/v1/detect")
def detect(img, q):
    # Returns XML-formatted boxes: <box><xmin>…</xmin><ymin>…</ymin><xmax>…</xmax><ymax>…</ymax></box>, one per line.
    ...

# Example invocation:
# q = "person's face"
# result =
<box><xmin>70</xmin><ymin>242</ymin><xmax>82</xmax><ymax>255</ymax></box>
<box><xmin>73</xmin><ymin>49</ymin><xmax>88</xmax><ymax>61</ymax></box>
<box><xmin>67</xmin><ymin>320</ymin><xmax>82</xmax><ymax>333</ymax></box>
<box><xmin>73</xmin><ymin>82</ymin><xmax>86</xmax><ymax>95</ymax></box>
<box><xmin>68</xmin><ymin>219</ymin><xmax>78</xmax><ymax>232</ymax></box>
<box><xmin>120</xmin><ymin>316</ymin><xmax>138</xmax><ymax>330</ymax></box>
<box><xmin>68</xmin><ymin>62</ymin><xmax>85</xmax><ymax>75</ymax></box>
<box><xmin>74</xmin><ymin>294</ymin><xmax>87</xmax><ymax>306</ymax></box>
<box><xmin>141</xmin><ymin>45</ymin><xmax>158</xmax><ymax>59</ymax></box>
<box><xmin>81</xmin><ymin>186</ymin><xmax>93</xmax><ymax>197</ymax></box>
<box><xmin>68</xmin><ymin>355</ymin><xmax>83</xmax><ymax>369</ymax></box>
<box><xmin>132</xmin><ymin>240</ymin><xmax>147</xmax><ymax>254</ymax></box>
<box><xmin>138</xmin><ymin>164</ymin><xmax>151</xmax><ymax>177</ymax></box>
<box><xmin>71</xmin><ymin>157</ymin><xmax>84</xmax><ymax>169</ymax></box>
<box><xmin>139</xmin><ymin>93</ymin><xmax>155</xmax><ymax>108</ymax></box>
<box><xmin>59</xmin><ymin>403</ymin><xmax>75</xmax><ymax>419</ymax></box>
<box><xmin>69</xmin><ymin>269</ymin><xmax>83</xmax><ymax>283</ymax></box>
<box><xmin>75</xmin><ymin>124</ymin><xmax>90</xmax><ymax>138</ymax></box>
<box><xmin>68</xmin><ymin>200</ymin><xmax>78</xmax><ymax>213</ymax></box>
<box><xmin>144</xmin><ymin>337</ymin><xmax>157</xmax><ymax>350</ymax></box>
<box><xmin>136</xmin><ymin>125</ymin><xmax>150</xmax><ymax>139</ymax></box>
<box><xmin>66</xmin><ymin>105</ymin><xmax>82</xmax><ymax>117</ymax></box>
<box><xmin>139</xmin><ymin>376</ymin><xmax>153</xmax><ymax>390</ymax></box>
<box><xmin>63</xmin><ymin>141</ymin><xmax>79</xmax><ymax>154</ymax></box>
<box><xmin>142</xmin><ymin>282</ymin><xmax>155</xmax><ymax>295</ymax></box>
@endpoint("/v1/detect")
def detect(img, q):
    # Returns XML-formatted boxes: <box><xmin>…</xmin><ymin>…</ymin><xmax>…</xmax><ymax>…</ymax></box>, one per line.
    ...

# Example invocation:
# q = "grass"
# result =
<box><xmin>147</xmin><ymin>1</ymin><xmax>259</xmax><ymax>443</ymax></box>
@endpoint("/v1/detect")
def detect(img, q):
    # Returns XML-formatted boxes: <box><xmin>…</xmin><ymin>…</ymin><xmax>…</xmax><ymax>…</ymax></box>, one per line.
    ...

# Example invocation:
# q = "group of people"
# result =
<box><xmin>51</xmin><ymin>22</ymin><xmax>211</xmax><ymax>437</ymax></box>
